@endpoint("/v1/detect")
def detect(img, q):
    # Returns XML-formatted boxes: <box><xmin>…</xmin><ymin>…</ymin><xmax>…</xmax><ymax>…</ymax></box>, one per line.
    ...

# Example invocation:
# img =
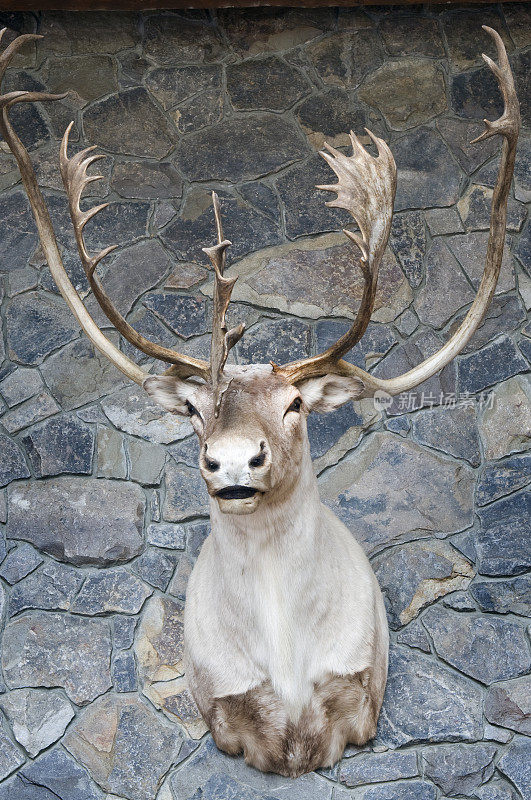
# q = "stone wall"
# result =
<box><xmin>0</xmin><ymin>5</ymin><xmax>529</xmax><ymax>800</ymax></box>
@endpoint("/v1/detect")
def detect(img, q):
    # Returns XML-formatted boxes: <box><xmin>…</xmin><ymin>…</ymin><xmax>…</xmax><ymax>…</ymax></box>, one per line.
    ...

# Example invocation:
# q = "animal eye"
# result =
<box><xmin>286</xmin><ymin>397</ymin><xmax>302</xmax><ymax>414</ymax></box>
<box><xmin>186</xmin><ymin>400</ymin><xmax>199</xmax><ymax>417</ymax></box>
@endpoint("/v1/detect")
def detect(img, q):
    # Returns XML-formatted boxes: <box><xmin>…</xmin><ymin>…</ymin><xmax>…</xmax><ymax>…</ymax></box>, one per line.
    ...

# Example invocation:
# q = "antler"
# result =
<box><xmin>202</xmin><ymin>192</ymin><xmax>245</xmax><ymax>415</ymax></box>
<box><xmin>276</xmin><ymin>26</ymin><xmax>520</xmax><ymax>398</ymax></box>
<box><xmin>275</xmin><ymin>130</ymin><xmax>396</xmax><ymax>384</ymax></box>
<box><xmin>59</xmin><ymin>123</ymin><xmax>209</xmax><ymax>381</ymax></box>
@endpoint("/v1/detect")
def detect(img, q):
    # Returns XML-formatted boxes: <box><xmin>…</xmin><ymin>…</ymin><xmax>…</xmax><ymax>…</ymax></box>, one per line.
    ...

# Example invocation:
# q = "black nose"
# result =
<box><xmin>249</xmin><ymin>442</ymin><xmax>266</xmax><ymax>469</ymax></box>
<box><xmin>204</xmin><ymin>456</ymin><xmax>220</xmax><ymax>472</ymax></box>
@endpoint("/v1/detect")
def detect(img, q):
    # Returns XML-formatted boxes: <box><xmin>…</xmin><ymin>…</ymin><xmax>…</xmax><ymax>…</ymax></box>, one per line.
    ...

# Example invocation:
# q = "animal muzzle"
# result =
<box><xmin>215</xmin><ymin>486</ymin><xmax>261</xmax><ymax>500</ymax></box>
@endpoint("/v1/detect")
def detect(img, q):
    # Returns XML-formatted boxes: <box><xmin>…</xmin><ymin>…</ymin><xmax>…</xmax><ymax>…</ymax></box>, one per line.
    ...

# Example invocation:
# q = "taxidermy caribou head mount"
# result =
<box><xmin>1</xmin><ymin>27</ymin><xmax>520</xmax><ymax>777</ymax></box>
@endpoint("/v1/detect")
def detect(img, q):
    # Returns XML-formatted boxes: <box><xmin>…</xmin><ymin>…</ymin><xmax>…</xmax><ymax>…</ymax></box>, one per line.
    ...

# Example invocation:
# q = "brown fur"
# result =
<box><xmin>204</xmin><ymin>671</ymin><xmax>379</xmax><ymax>778</ymax></box>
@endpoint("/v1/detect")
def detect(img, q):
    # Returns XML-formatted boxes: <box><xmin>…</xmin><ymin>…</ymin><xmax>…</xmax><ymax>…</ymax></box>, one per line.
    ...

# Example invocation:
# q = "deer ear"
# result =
<box><xmin>143</xmin><ymin>375</ymin><xmax>196</xmax><ymax>416</ymax></box>
<box><xmin>298</xmin><ymin>374</ymin><xmax>365</xmax><ymax>413</ymax></box>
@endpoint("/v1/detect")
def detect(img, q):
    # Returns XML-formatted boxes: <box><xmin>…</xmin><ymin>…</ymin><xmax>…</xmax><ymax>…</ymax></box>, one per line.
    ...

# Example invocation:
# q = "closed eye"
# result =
<box><xmin>285</xmin><ymin>397</ymin><xmax>302</xmax><ymax>415</ymax></box>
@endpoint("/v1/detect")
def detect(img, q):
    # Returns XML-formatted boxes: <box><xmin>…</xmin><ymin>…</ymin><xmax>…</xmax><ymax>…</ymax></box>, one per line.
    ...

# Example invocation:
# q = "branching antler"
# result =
<box><xmin>59</xmin><ymin>123</ymin><xmax>209</xmax><ymax>380</ymax></box>
<box><xmin>202</xmin><ymin>192</ymin><xmax>245</xmax><ymax>415</ymax></box>
<box><xmin>276</xmin><ymin>26</ymin><xmax>519</xmax><ymax>397</ymax></box>
<box><xmin>275</xmin><ymin>130</ymin><xmax>396</xmax><ymax>385</ymax></box>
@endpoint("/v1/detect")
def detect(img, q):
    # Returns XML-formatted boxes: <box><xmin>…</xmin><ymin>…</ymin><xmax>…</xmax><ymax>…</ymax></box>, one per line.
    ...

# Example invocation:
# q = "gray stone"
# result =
<box><xmin>451</xmin><ymin>65</ymin><xmax>503</xmax><ymax>120</ymax></box>
<box><xmin>64</xmin><ymin>692</ymin><xmax>180</xmax><ymax>800</ymax></box>
<box><xmin>7</xmin><ymin>477</ymin><xmax>145</xmax><ymax>566</ymax></box>
<box><xmin>144</xmin><ymin>14</ymin><xmax>223</xmax><ymax>65</ymax></box>
<box><xmin>21</xmin><ymin>414</ymin><xmax>94</xmax><ymax>477</ymax></box>
<box><xmin>0</xmin><ymin>688</ymin><xmax>75</xmax><ymax>757</ymax></box>
<box><xmin>0</xmin><ymin>433</ymin><xmax>30</xmax><ymax>487</ymax></box>
<box><xmin>9</xmin><ymin>561</ymin><xmax>83</xmax><ymax>616</ymax></box>
<box><xmin>173</xmin><ymin>86</ymin><xmax>224</xmax><ymax>134</ymax></box>
<box><xmin>498</xmin><ymin>739</ymin><xmax>531</xmax><ymax>800</ymax></box>
<box><xmin>112</xmin><ymin>650</ymin><xmax>137</xmax><ymax>693</ymax></box>
<box><xmin>480</xmin><ymin>376</ymin><xmax>531</xmax><ymax>461</ymax></box>
<box><xmin>374</xmin><ymin>539</ymin><xmax>474</xmax><ymax>629</ymax></box>
<box><xmin>145</xmin><ymin>64</ymin><xmax>221</xmax><ymax>110</ymax></box>
<box><xmin>132</xmin><ymin>547</ymin><xmax>179</xmax><ymax>592</ymax></box>
<box><xmin>97</xmin><ymin>425</ymin><xmax>127</xmax><ymax>479</ymax></box>
<box><xmin>422</xmin><ymin>743</ymin><xmax>497</xmax><ymax>797</ymax></box>
<box><xmin>220</xmin><ymin>7</ymin><xmax>328</xmax><ymax>57</ymax></box>
<box><xmin>443</xmin><ymin>10</ymin><xmax>510</xmax><ymax>71</ymax></box>
<box><xmin>238</xmin><ymin>318</ymin><xmax>311</xmax><ymax>365</ymax></box>
<box><xmin>443</xmin><ymin>590</ymin><xmax>476</xmax><ymax>611</ymax></box>
<box><xmin>177</xmin><ymin>114</ymin><xmax>308</xmax><ymax>183</ymax></box>
<box><xmin>0</xmin><ymin>728</ymin><xmax>24</xmax><ymax>781</ymax></box>
<box><xmin>458</xmin><ymin>185</ymin><xmax>526</xmax><ymax>233</ymax></box>
<box><xmin>0</xmin><ymin>746</ymin><xmax>102</xmax><ymax>800</ymax></box>
<box><xmin>0</xmin><ymin>543</ymin><xmax>43</xmax><ymax>584</ymax></box>
<box><xmin>1</xmin><ymin>391</ymin><xmax>60</xmax><ymax>434</ymax></box>
<box><xmin>319</xmin><ymin>434</ymin><xmax>474</xmax><ymax>555</ymax></box>
<box><xmin>0</xmin><ymin>367</ymin><xmax>43</xmax><ymax>407</ymax></box>
<box><xmin>315</xmin><ymin>321</ymin><xmax>396</xmax><ymax>372</ymax></box>
<box><xmin>390</xmin><ymin>211</ymin><xmax>426</xmax><ymax>288</ymax></box>
<box><xmin>111</xmin><ymin>161</ymin><xmax>182</xmax><ymax>200</ymax></box>
<box><xmin>360</xmin><ymin>59</ymin><xmax>446</xmax><ymax>130</ymax></box>
<box><xmin>412</xmin><ymin>404</ymin><xmax>481</xmax><ymax>466</ymax></box>
<box><xmin>6</xmin><ymin>292</ymin><xmax>79</xmax><ymax>365</ymax></box>
<box><xmin>458</xmin><ymin>336</ymin><xmax>528</xmax><ymax>395</ymax></box>
<box><xmin>0</xmin><ymin>192</ymin><xmax>38</xmax><ymax>273</ymax></box>
<box><xmin>72</xmin><ymin>568</ymin><xmax>152</xmax><ymax>615</ymax></box>
<box><xmin>227</xmin><ymin>55</ymin><xmax>308</xmax><ymax>111</ymax></box>
<box><xmin>135</xmin><ymin>594</ymin><xmax>185</xmax><ymax>683</ymax></box>
<box><xmin>471</xmin><ymin>576</ymin><xmax>531</xmax><ymax>617</ymax></box>
<box><xmin>396</xmin><ymin>619</ymin><xmax>430</xmax><ymax>653</ymax></box>
<box><xmin>425</xmin><ymin>206</ymin><xmax>465</xmax><ymax>236</ymax></box>
<box><xmin>3</xmin><ymin>611</ymin><xmax>112</xmax><ymax>704</ymax></box>
<box><xmin>7</xmin><ymin>266</ymin><xmax>38</xmax><ymax>296</ymax></box>
<box><xmin>449</xmin><ymin>295</ymin><xmax>527</xmax><ymax>355</ymax></box>
<box><xmin>164</xmin><ymin>461</ymin><xmax>210</xmax><ymax>522</ymax></box>
<box><xmin>102</xmin><ymin>386</ymin><xmax>192</xmax><ymax>445</ymax></box>
<box><xmin>41</xmin><ymin>336</ymin><xmax>127</xmax><ymax>410</ymax></box>
<box><xmin>198</xmin><ymin>774</ymin><xmax>279</xmax><ymax>800</ymax></box>
<box><xmin>446</xmin><ymin>231</ymin><xmax>515</xmax><ymax>294</ymax></box>
<box><xmin>415</xmin><ymin>239</ymin><xmax>475</xmax><ymax>328</ymax></box>
<box><xmin>378</xmin><ymin>16</ymin><xmax>444</xmax><ymax>57</ymax></box>
<box><xmin>307</xmin><ymin>30</ymin><xmax>384</xmax><ymax>88</ymax></box>
<box><xmin>376</xmin><ymin>646</ymin><xmax>483</xmax><ymax>747</ymax></box>
<box><xmin>165</xmin><ymin>262</ymin><xmax>207</xmax><ymax>291</ymax></box>
<box><xmin>423</xmin><ymin>605</ymin><xmax>531</xmax><ymax>685</ymax></box>
<box><xmin>339</xmin><ymin>750</ymin><xmax>417</xmax><ymax>787</ymax></box>
<box><xmin>296</xmin><ymin>88</ymin><xmax>366</xmax><ymax>150</ymax></box>
<box><xmin>37</xmin><ymin>10</ymin><xmax>137</xmax><ymax>56</ymax></box>
<box><xmin>168</xmin><ymin>554</ymin><xmax>193</xmax><ymax>602</ymax></box>
<box><xmin>0</xmin><ymin>490</ymin><xmax>6</xmax><ymax>524</ymax></box>
<box><xmin>84</xmin><ymin>88</ymin><xmax>176</xmax><ymax>158</ymax></box>
<box><xmin>393</xmin><ymin>128</ymin><xmax>461</xmax><ymax>212</ymax></box>
<box><xmin>114</xmin><ymin>616</ymin><xmax>136</xmax><ymax>650</ymax></box>
<box><xmin>356</xmin><ymin>783</ymin><xmax>436</xmax><ymax>800</ymax></box>
<box><xmin>477</xmin><ymin>454</ymin><xmax>531</xmax><ymax>506</ymax></box>
<box><xmin>142</xmin><ymin>292</ymin><xmax>209</xmax><ymax>339</ymax></box>
<box><xmin>45</xmin><ymin>53</ymin><xmax>117</xmax><ymax>105</ymax></box>
<box><xmin>147</xmin><ymin>523</ymin><xmax>186</xmax><ymax>550</ymax></box>
<box><xmin>477</xmin><ymin>491</ymin><xmax>530</xmax><ymax>577</ymax></box>
<box><xmin>484</xmin><ymin>676</ymin><xmax>531</xmax><ymax>735</ymax></box>
<box><xmin>516</xmin><ymin>220</ymin><xmax>530</xmax><ymax>275</ymax></box>
<box><xmin>128</xmin><ymin>438</ymin><xmax>166</xmax><ymax>485</ymax></box>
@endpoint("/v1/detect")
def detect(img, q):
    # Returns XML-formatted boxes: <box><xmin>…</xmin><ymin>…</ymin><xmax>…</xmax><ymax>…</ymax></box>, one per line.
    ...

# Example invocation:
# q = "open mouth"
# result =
<box><xmin>215</xmin><ymin>486</ymin><xmax>259</xmax><ymax>500</ymax></box>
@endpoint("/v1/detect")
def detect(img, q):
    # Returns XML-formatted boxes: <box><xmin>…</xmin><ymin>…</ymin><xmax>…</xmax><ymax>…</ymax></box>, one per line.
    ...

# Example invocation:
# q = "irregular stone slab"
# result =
<box><xmin>477</xmin><ymin>454</ymin><xmax>531</xmax><ymax>506</ymax></box>
<box><xmin>177</xmin><ymin>114</ymin><xmax>308</xmax><ymax>183</ymax></box>
<box><xmin>132</xmin><ymin>547</ymin><xmax>179</xmax><ymax>591</ymax></box>
<box><xmin>308</xmin><ymin>399</ymin><xmax>379</xmax><ymax>473</ymax></box>
<box><xmin>146</xmin><ymin>63</ymin><xmax>221</xmax><ymax>110</ymax></box>
<box><xmin>21</xmin><ymin>414</ymin><xmax>94</xmax><ymax>477</ymax></box>
<box><xmin>339</xmin><ymin>750</ymin><xmax>418</xmax><ymax>787</ymax></box>
<box><xmin>296</xmin><ymin>87</ymin><xmax>366</xmax><ymax>150</ymax></box>
<box><xmin>0</xmin><ymin>542</ymin><xmax>43</xmax><ymax>584</ymax></box>
<box><xmin>114</xmin><ymin>616</ymin><xmax>137</xmax><ymax>650</ymax></box>
<box><xmin>318</xmin><ymin>434</ymin><xmax>474</xmax><ymax>555</ymax></box>
<box><xmin>471</xmin><ymin>576</ymin><xmax>531</xmax><ymax>617</ymax></box>
<box><xmin>220</xmin><ymin>7</ymin><xmax>327</xmax><ymax>57</ymax></box>
<box><xmin>0</xmin><ymin>432</ymin><xmax>30</xmax><ymax>487</ymax></box>
<box><xmin>97</xmin><ymin>425</ymin><xmax>127</xmax><ymax>479</ymax></box>
<box><xmin>479</xmin><ymin>376</ymin><xmax>531</xmax><ymax>460</ymax></box>
<box><xmin>396</xmin><ymin>619</ymin><xmax>431</xmax><ymax>653</ymax></box>
<box><xmin>422</xmin><ymin>743</ymin><xmax>497</xmax><ymax>797</ymax></box>
<box><xmin>498</xmin><ymin>740</ymin><xmax>531</xmax><ymax>800</ymax></box>
<box><xmin>356</xmin><ymin>782</ymin><xmax>436</xmax><ymax>800</ymax></box>
<box><xmin>224</xmin><ymin>233</ymin><xmax>411</xmax><ymax>322</ymax></box>
<box><xmin>84</xmin><ymin>88</ymin><xmax>176</xmax><ymax>158</ymax></box>
<box><xmin>135</xmin><ymin>595</ymin><xmax>185</xmax><ymax>683</ymax></box>
<box><xmin>7</xmin><ymin>477</ymin><xmax>145</xmax><ymax>566</ymax></box>
<box><xmin>412</xmin><ymin>404</ymin><xmax>481</xmax><ymax>466</ymax></box>
<box><xmin>144</xmin><ymin>14</ymin><xmax>223</xmax><ymax>64</ymax></box>
<box><xmin>72</xmin><ymin>568</ymin><xmax>152</xmax><ymax>615</ymax></box>
<box><xmin>378</xmin><ymin>16</ymin><xmax>444</xmax><ymax>57</ymax></box>
<box><xmin>237</xmin><ymin>318</ymin><xmax>311</xmax><ymax>365</ymax></box>
<box><xmin>227</xmin><ymin>55</ymin><xmax>308</xmax><ymax>111</ymax></box>
<box><xmin>147</xmin><ymin>523</ymin><xmax>186</xmax><ymax>549</ymax></box>
<box><xmin>41</xmin><ymin>335</ymin><xmax>127</xmax><ymax>410</ymax></box>
<box><xmin>374</xmin><ymin>539</ymin><xmax>474</xmax><ymax>629</ymax></box>
<box><xmin>111</xmin><ymin>161</ymin><xmax>182</xmax><ymax>200</ymax></box>
<box><xmin>415</xmin><ymin>239</ymin><xmax>475</xmax><ymax>327</ymax></box>
<box><xmin>0</xmin><ymin>191</ymin><xmax>38</xmax><ymax>273</ymax></box>
<box><xmin>163</xmin><ymin>461</ymin><xmax>210</xmax><ymax>521</ymax></box>
<box><xmin>0</xmin><ymin>728</ymin><xmax>24</xmax><ymax>781</ymax></box>
<box><xmin>446</xmin><ymin>231</ymin><xmax>515</xmax><ymax>294</ymax></box>
<box><xmin>0</xmin><ymin>688</ymin><xmax>74</xmax><ymax>757</ymax></box>
<box><xmin>6</xmin><ymin>292</ymin><xmax>79</xmax><ymax>365</ymax></box>
<box><xmin>393</xmin><ymin>127</ymin><xmax>461</xmax><ymax>211</ymax></box>
<box><xmin>128</xmin><ymin>438</ymin><xmax>166</xmax><ymax>485</ymax></box>
<box><xmin>425</xmin><ymin>206</ymin><xmax>464</xmax><ymax>236</ymax></box>
<box><xmin>376</xmin><ymin>646</ymin><xmax>483</xmax><ymax>747</ymax></box>
<box><xmin>0</xmin><ymin>366</ymin><xmax>43</xmax><ymax>407</ymax></box>
<box><xmin>484</xmin><ymin>676</ymin><xmax>531</xmax><ymax>735</ymax></box>
<box><xmin>198</xmin><ymin>774</ymin><xmax>279</xmax><ymax>800</ymax></box>
<box><xmin>476</xmin><ymin>492</ymin><xmax>530</xmax><ymax>577</ymax></box>
<box><xmin>315</xmin><ymin>320</ymin><xmax>396</xmax><ymax>371</ymax></box>
<box><xmin>9</xmin><ymin>560</ymin><xmax>83</xmax><ymax>616</ymax></box>
<box><xmin>112</xmin><ymin>650</ymin><xmax>137</xmax><ymax>693</ymax></box>
<box><xmin>142</xmin><ymin>292</ymin><xmax>209</xmax><ymax>339</ymax></box>
<box><xmin>307</xmin><ymin>30</ymin><xmax>384</xmax><ymax>88</ymax></box>
<box><xmin>45</xmin><ymin>53</ymin><xmax>117</xmax><ymax>105</ymax></box>
<box><xmin>436</xmin><ymin>117</ymin><xmax>498</xmax><ymax>175</ymax></box>
<box><xmin>422</xmin><ymin>606</ymin><xmax>531</xmax><ymax>685</ymax></box>
<box><xmin>443</xmin><ymin>590</ymin><xmax>476</xmax><ymax>611</ymax></box>
<box><xmin>143</xmin><ymin>675</ymin><xmax>207</xmax><ymax>740</ymax></box>
<box><xmin>450</xmin><ymin>295</ymin><xmax>526</xmax><ymax>356</ymax></box>
<box><xmin>458</xmin><ymin>184</ymin><xmax>526</xmax><ymax>233</ymax></box>
<box><xmin>459</xmin><ymin>336</ymin><xmax>528</xmax><ymax>395</ymax></box>
<box><xmin>64</xmin><ymin>693</ymin><xmax>180</xmax><ymax>800</ymax></box>
<box><xmin>389</xmin><ymin>210</ymin><xmax>426</xmax><ymax>288</ymax></box>
<box><xmin>1</xmin><ymin>391</ymin><xmax>60</xmax><ymax>435</ymax></box>
<box><xmin>0</xmin><ymin>746</ymin><xmax>102</xmax><ymax>800</ymax></box>
<box><xmin>102</xmin><ymin>386</ymin><xmax>192</xmax><ymax>444</ymax></box>
<box><xmin>360</xmin><ymin>59</ymin><xmax>446</xmax><ymax>130</ymax></box>
<box><xmin>3</xmin><ymin>611</ymin><xmax>112</xmax><ymax>704</ymax></box>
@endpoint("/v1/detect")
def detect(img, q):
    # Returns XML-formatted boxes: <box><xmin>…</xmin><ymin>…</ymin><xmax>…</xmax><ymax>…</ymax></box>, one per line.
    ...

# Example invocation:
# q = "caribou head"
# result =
<box><xmin>0</xmin><ymin>26</ymin><xmax>520</xmax><ymax>777</ymax></box>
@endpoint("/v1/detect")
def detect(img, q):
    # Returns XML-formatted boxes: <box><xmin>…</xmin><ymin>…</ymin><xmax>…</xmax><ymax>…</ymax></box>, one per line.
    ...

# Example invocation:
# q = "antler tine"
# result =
<box><xmin>59</xmin><ymin>122</ymin><xmax>210</xmax><ymax>380</ymax></box>
<box><xmin>275</xmin><ymin>128</ymin><xmax>396</xmax><ymax>385</ymax></box>
<box><xmin>202</xmin><ymin>192</ymin><xmax>245</xmax><ymax>415</ymax></box>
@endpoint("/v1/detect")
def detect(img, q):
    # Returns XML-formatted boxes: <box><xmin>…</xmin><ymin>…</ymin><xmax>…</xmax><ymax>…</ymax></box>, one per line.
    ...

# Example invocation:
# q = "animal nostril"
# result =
<box><xmin>204</xmin><ymin>457</ymin><xmax>220</xmax><ymax>472</ymax></box>
<box><xmin>249</xmin><ymin>444</ymin><xmax>266</xmax><ymax>469</ymax></box>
